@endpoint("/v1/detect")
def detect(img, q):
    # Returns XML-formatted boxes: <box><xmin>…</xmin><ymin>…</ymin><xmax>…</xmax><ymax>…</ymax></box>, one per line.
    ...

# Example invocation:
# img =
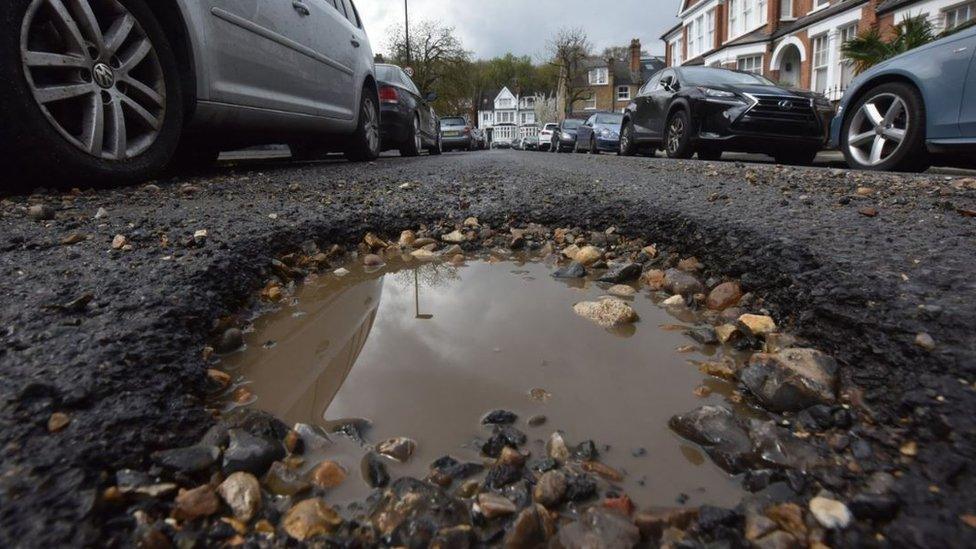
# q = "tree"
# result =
<box><xmin>547</xmin><ymin>27</ymin><xmax>593</xmax><ymax>117</ymax></box>
<box><xmin>842</xmin><ymin>15</ymin><xmax>974</xmax><ymax>74</ymax></box>
<box><xmin>386</xmin><ymin>20</ymin><xmax>471</xmax><ymax>114</ymax></box>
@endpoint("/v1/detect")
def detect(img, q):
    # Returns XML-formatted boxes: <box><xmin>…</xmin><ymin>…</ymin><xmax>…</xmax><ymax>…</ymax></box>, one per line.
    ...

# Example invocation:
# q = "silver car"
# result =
<box><xmin>439</xmin><ymin>116</ymin><xmax>473</xmax><ymax>152</ymax></box>
<box><xmin>4</xmin><ymin>0</ymin><xmax>380</xmax><ymax>185</ymax></box>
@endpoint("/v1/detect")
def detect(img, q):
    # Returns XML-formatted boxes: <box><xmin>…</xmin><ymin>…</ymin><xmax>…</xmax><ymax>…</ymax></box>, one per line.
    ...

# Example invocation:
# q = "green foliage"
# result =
<box><xmin>840</xmin><ymin>15</ymin><xmax>967</xmax><ymax>74</ymax></box>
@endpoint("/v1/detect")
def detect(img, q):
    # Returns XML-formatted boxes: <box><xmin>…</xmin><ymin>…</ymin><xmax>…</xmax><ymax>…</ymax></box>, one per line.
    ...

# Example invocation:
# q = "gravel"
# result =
<box><xmin>0</xmin><ymin>151</ymin><xmax>974</xmax><ymax>546</ymax></box>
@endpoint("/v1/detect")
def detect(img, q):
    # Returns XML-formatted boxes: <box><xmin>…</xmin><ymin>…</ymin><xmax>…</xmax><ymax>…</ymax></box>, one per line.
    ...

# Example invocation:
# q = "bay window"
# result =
<box><xmin>737</xmin><ymin>55</ymin><xmax>763</xmax><ymax>74</ymax></box>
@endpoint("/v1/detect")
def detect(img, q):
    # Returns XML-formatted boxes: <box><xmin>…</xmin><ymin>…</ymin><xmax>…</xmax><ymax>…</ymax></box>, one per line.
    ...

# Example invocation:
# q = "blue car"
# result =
<box><xmin>830</xmin><ymin>25</ymin><xmax>976</xmax><ymax>172</ymax></box>
<box><xmin>575</xmin><ymin>112</ymin><xmax>624</xmax><ymax>154</ymax></box>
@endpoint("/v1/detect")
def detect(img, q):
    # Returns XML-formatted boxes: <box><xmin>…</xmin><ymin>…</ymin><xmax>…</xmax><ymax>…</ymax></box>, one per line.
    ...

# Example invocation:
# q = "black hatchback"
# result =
<box><xmin>620</xmin><ymin>67</ymin><xmax>835</xmax><ymax>164</ymax></box>
<box><xmin>376</xmin><ymin>64</ymin><xmax>442</xmax><ymax>156</ymax></box>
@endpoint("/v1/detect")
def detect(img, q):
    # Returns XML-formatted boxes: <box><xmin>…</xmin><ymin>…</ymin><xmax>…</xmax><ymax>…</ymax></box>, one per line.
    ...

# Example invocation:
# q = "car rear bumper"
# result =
<box><xmin>441</xmin><ymin>134</ymin><xmax>471</xmax><ymax>148</ymax></box>
<box><xmin>379</xmin><ymin>106</ymin><xmax>411</xmax><ymax>146</ymax></box>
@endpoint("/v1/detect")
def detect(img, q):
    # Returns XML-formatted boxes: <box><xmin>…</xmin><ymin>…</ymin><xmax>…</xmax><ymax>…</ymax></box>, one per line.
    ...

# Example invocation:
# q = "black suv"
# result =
<box><xmin>620</xmin><ymin>67</ymin><xmax>835</xmax><ymax>164</ymax></box>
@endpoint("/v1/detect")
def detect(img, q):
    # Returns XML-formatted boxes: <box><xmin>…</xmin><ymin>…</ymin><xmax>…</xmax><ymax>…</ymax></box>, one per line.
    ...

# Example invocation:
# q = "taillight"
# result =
<box><xmin>463</xmin><ymin>127</ymin><xmax>471</xmax><ymax>135</ymax></box>
<box><xmin>378</xmin><ymin>86</ymin><xmax>399</xmax><ymax>104</ymax></box>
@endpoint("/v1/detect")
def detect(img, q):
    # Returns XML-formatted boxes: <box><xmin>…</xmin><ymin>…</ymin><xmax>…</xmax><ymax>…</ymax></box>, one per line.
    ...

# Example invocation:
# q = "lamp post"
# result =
<box><xmin>404</xmin><ymin>0</ymin><xmax>410</xmax><ymax>65</ymax></box>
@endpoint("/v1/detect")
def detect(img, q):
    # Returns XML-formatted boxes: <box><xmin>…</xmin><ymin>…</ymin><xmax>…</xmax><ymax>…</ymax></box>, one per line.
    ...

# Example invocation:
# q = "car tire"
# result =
<box><xmin>399</xmin><ymin>114</ymin><xmax>422</xmax><ymax>157</ymax></box>
<box><xmin>619</xmin><ymin>120</ymin><xmax>637</xmax><ymax>156</ymax></box>
<box><xmin>697</xmin><ymin>147</ymin><xmax>722</xmax><ymax>161</ymax></box>
<box><xmin>428</xmin><ymin>132</ymin><xmax>442</xmax><ymax>155</ymax></box>
<box><xmin>2</xmin><ymin>0</ymin><xmax>184</xmax><ymax>187</ymax></box>
<box><xmin>589</xmin><ymin>137</ymin><xmax>600</xmax><ymax>155</ymax></box>
<box><xmin>840</xmin><ymin>82</ymin><xmax>929</xmax><ymax>172</ymax></box>
<box><xmin>664</xmin><ymin>110</ymin><xmax>694</xmax><ymax>159</ymax></box>
<box><xmin>345</xmin><ymin>90</ymin><xmax>381</xmax><ymax>162</ymax></box>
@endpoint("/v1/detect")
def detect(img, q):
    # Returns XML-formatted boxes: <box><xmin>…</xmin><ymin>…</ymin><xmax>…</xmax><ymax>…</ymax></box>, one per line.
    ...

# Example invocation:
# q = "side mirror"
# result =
<box><xmin>425</xmin><ymin>91</ymin><xmax>437</xmax><ymax>102</ymax></box>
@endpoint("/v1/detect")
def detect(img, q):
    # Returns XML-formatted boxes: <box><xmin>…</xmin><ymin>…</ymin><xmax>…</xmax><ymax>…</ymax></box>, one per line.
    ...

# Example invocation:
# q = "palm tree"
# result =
<box><xmin>842</xmin><ymin>16</ymin><xmax>976</xmax><ymax>75</ymax></box>
<box><xmin>842</xmin><ymin>15</ymin><xmax>935</xmax><ymax>74</ymax></box>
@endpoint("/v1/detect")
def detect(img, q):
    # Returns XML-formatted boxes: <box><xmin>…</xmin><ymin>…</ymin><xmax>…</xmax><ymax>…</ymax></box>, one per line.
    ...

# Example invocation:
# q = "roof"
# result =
<box><xmin>774</xmin><ymin>0</ymin><xmax>869</xmax><ymax>39</ymax></box>
<box><xmin>724</xmin><ymin>27</ymin><xmax>770</xmax><ymax>48</ymax></box>
<box><xmin>661</xmin><ymin>21</ymin><xmax>683</xmax><ymax>40</ymax></box>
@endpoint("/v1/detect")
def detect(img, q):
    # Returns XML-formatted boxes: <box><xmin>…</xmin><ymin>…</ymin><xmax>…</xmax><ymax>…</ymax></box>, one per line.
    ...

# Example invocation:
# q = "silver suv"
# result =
<box><xmin>3</xmin><ymin>0</ymin><xmax>380</xmax><ymax>185</ymax></box>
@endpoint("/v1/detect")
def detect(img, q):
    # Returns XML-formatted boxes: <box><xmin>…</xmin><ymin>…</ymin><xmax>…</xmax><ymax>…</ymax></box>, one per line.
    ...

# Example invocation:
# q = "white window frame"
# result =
<box><xmin>670</xmin><ymin>39</ymin><xmax>683</xmax><ymax>66</ymax></box>
<box><xmin>616</xmin><ymin>86</ymin><xmax>631</xmax><ymax>101</ymax></box>
<box><xmin>736</xmin><ymin>54</ymin><xmax>763</xmax><ymax>74</ymax></box>
<box><xmin>838</xmin><ymin>23</ymin><xmax>858</xmax><ymax>90</ymax></box>
<box><xmin>780</xmin><ymin>0</ymin><xmax>793</xmax><ymax>19</ymax></box>
<box><xmin>498</xmin><ymin>98</ymin><xmax>513</xmax><ymax>108</ymax></box>
<box><xmin>759</xmin><ymin>0</ymin><xmax>768</xmax><ymax>25</ymax></box>
<box><xmin>588</xmin><ymin>67</ymin><xmax>609</xmax><ymax>85</ymax></box>
<box><xmin>706</xmin><ymin>9</ymin><xmax>716</xmax><ymax>50</ymax></box>
<box><xmin>813</xmin><ymin>0</ymin><xmax>830</xmax><ymax>11</ymax></box>
<box><xmin>584</xmin><ymin>96</ymin><xmax>597</xmax><ymax>110</ymax></box>
<box><xmin>812</xmin><ymin>33</ymin><xmax>830</xmax><ymax>93</ymax></box>
<box><xmin>496</xmin><ymin>111</ymin><xmax>514</xmax><ymax>124</ymax></box>
<box><xmin>944</xmin><ymin>2</ymin><xmax>975</xmax><ymax>30</ymax></box>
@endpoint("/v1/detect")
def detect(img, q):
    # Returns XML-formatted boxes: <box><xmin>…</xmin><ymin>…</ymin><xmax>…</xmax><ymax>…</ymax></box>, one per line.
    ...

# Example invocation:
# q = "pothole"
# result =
<box><xmin>217</xmin><ymin>254</ymin><xmax>759</xmax><ymax>510</ymax></box>
<box><xmin>168</xmin><ymin>222</ymin><xmax>859</xmax><ymax>545</ymax></box>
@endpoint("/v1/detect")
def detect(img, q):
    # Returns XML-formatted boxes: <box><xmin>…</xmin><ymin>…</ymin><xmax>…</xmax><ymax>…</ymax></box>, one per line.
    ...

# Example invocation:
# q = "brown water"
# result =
<box><xmin>219</xmin><ymin>254</ymin><xmax>751</xmax><ymax>510</ymax></box>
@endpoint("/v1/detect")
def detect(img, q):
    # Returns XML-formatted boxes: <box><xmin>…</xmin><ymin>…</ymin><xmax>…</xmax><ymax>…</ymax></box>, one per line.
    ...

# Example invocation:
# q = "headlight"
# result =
<box><xmin>699</xmin><ymin>87</ymin><xmax>747</xmax><ymax>104</ymax></box>
<box><xmin>599</xmin><ymin>128</ymin><xmax>619</xmax><ymax>139</ymax></box>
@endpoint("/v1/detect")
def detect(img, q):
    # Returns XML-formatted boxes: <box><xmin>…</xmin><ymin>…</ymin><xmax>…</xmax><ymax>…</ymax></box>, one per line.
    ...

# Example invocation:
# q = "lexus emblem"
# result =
<box><xmin>92</xmin><ymin>63</ymin><xmax>115</xmax><ymax>89</ymax></box>
<box><xmin>778</xmin><ymin>99</ymin><xmax>794</xmax><ymax>110</ymax></box>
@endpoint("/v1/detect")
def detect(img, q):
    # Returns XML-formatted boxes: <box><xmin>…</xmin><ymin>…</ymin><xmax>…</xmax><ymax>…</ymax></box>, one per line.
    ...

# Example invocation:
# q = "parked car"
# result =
<box><xmin>575</xmin><ymin>112</ymin><xmax>624</xmax><ymax>154</ymax></box>
<box><xmin>439</xmin><ymin>116</ymin><xmax>473</xmax><ymax>151</ymax></box>
<box><xmin>375</xmin><ymin>64</ymin><xmax>440</xmax><ymax>156</ymax></box>
<box><xmin>4</xmin><ymin>0</ymin><xmax>380</xmax><ymax>185</ymax></box>
<box><xmin>831</xmin><ymin>25</ymin><xmax>976</xmax><ymax>172</ymax></box>
<box><xmin>553</xmin><ymin>119</ymin><xmax>583</xmax><ymax>152</ymax></box>
<box><xmin>620</xmin><ymin>67</ymin><xmax>834</xmax><ymax>164</ymax></box>
<box><xmin>523</xmin><ymin>135</ymin><xmax>540</xmax><ymax>151</ymax></box>
<box><xmin>511</xmin><ymin>137</ymin><xmax>525</xmax><ymax>150</ymax></box>
<box><xmin>538</xmin><ymin>123</ymin><xmax>559</xmax><ymax>151</ymax></box>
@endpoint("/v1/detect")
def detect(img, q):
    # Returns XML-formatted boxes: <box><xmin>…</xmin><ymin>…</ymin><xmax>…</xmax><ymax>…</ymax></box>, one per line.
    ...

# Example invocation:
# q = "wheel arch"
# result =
<box><xmin>146</xmin><ymin>1</ymin><xmax>198</xmax><ymax>122</ymax></box>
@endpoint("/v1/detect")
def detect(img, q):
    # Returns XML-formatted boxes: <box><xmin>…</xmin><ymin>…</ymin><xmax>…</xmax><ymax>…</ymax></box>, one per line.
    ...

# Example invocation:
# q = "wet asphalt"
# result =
<box><xmin>1</xmin><ymin>149</ymin><xmax>975</xmax><ymax>545</ymax></box>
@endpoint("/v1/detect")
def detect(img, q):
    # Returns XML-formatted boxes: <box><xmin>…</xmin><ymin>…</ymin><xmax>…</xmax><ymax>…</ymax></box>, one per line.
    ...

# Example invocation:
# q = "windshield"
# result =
<box><xmin>375</xmin><ymin>65</ymin><xmax>399</xmax><ymax>83</ymax></box>
<box><xmin>562</xmin><ymin>120</ymin><xmax>582</xmax><ymax>130</ymax></box>
<box><xmin>544</xmin><ymin>124</ymin><xmax>559</xmax><ymax>130</ymax></box>
<box><xmin>595</xmin><ymin>113</ymin><xmax>624</xmax><ymax>125</ymax></box>
<box><xmin>679</xmin><ymin>67</ymin><xmax>775</xmax><ymax>86</ymax></box>
<box><xmin>441</xmin><ymin>117</ymin><xmax>466</xmax><ymax>126</ymax></box>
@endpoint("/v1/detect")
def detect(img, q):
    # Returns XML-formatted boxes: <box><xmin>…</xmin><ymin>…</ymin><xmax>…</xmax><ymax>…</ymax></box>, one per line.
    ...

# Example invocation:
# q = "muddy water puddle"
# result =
<box><xmin>219</xmin><ymin>255</ymin><xmax>756</xmax><ymax>511</ymax></box>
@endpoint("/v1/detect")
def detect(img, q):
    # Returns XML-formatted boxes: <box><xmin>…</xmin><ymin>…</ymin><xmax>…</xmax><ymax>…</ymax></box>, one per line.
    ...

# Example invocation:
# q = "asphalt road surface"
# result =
<box><xmin>1</xmin><ymin>150</ymin><xmax>975</xmax><ymax>546</ymax></box>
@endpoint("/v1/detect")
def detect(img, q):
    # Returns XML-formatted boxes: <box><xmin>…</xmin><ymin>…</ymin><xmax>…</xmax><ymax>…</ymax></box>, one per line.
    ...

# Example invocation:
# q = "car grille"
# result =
<box><xmin>746</xmin><ymin>94</ymin><xmax>816</xmax><ymax>123</ymax></box>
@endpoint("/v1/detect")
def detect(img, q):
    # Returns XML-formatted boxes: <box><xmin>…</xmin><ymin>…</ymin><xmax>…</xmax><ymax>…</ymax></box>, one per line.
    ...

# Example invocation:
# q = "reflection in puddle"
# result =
<box><xmin>220</xmin><ymin>256</ymin><xmax>754</xmax><ymax>509</ymax></box>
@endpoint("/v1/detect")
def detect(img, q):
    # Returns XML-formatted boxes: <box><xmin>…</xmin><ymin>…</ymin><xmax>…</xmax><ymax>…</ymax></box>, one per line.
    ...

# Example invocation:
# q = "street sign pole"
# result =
<box><xmin>404</xmin><ymin>0</ymin><xmax>410</xmax><ymax>65</ymax></box>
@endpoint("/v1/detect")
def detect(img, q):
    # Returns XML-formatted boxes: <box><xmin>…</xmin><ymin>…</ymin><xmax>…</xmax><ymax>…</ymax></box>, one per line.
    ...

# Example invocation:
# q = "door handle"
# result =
<box><xmin>351</xmin><ymin>37</ymin><xmax>361</xmax><ymax>48</ymax></box>
<box><xmin>954</xmin><ymin>47</ymin><xmax>968</xmax><ymax>53</ymax></box>
<box><xmin>292</xmin><ymin>1</ymin><xmax>310</xmax><ymax>16</ymax></box>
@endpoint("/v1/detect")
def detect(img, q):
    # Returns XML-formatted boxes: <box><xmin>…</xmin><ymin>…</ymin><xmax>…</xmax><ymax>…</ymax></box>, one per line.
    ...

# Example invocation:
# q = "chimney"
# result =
<box><xmin>629</xmin><ymin>38</ymin><xmax>641</xmax><ymax>73</ymax></box>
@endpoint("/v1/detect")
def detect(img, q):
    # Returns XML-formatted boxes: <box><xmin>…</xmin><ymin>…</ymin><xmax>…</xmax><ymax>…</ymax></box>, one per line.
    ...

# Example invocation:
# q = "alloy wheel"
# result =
<box><xmin>363</xmin><ymin>97</ymin><xmax>380</xmax><ymax>154</ymax></box>
<box><xmin>667</xmin><ymin>118</ymin><xmax>684</xmax><ymax>154</ymax></box>
<box><xmin>20</xmin><ymin>0</ymin><xmax>166</xmax><ymax>160</ymax></box>
<box><xmin>620</xmin><ymin>125</ymin><xmax>631</xmax><ymax>154</ymax></box>
<box><xmin>846</xmin><ymin>92</ymin><xmax>908</xmax><ymax>167</ymax></box>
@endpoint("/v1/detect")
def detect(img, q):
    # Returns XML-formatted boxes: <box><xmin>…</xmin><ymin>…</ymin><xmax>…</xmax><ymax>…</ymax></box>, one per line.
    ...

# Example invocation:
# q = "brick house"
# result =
<box><xmin>561</xmin><ymin>39</ymin><xmax>665</xmax><ymax>116</ymax></box>
<box><xmin>661</xmin><ymin>0</ymin><xmax>974</xmax><ymax>100</ymax></box>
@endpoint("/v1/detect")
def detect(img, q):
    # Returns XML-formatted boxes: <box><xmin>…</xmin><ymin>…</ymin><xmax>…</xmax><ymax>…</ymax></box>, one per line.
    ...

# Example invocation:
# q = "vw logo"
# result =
<box><xmin>92</xmin><ymin>63</ymin><xmax>115</xmax><ymax>89</ymax></box>
<box><xmin>778</xmin><ymin>99</ymin><xmax>794</xmax><ymax>110</ymax></box>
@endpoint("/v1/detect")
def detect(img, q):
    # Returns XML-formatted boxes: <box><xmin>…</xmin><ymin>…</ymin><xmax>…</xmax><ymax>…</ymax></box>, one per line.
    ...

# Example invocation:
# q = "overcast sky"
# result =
<box><xmin>355</xmin><ymin>0</ymin><xmax>682</xmax><ymax>61</ymax></box>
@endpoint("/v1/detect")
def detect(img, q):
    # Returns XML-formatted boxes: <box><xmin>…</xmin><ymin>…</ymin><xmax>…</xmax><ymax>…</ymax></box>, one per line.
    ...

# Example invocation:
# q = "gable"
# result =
<box><xmin>680</xmin><ymin>0</ymin><xmax>707</xmax><ymax>13</ymax></box>
<box><xmin>495</xmin><ymin>87</ymin><xmax>516</xmax><ymax>102</ymax></box>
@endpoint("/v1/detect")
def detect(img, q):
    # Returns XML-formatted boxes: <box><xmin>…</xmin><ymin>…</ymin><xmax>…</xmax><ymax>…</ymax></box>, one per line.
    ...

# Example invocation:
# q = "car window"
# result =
<box><xmin>680</xmin><ymin>67</ymin><xmax>775</xmax><ymax>86</ymax></box>
<box><xmin>640</xmin><ymin>73</ymin><xmax>661</xmax><ymax>95</ymax></box>
<box><xmin>585</xmin><ymin>115</ymin><xmax>596</xmax><ymax>126</ymax></box>
<box><xmin>347</xmin><ymin>0</ymin><xmax>363</xmax><ymax>28</ymax></box>
<box><xmin>562</xmin><ymin>119</ymin><xmax>582</xmax><ymax>130</ymax></box>
<box><xmin>441</xmin><ymin>117</ymin><xmax>466</xmax><ymax>126</ymax></box>
<box><xmin>656</xmin><ymin>70</ymin><xmax>675</xmax><ymax>91</ymax></box>
<box><xmin>401</xmin><ymin>71</ymin><xmax>421</xmax><ymax>95</ymax></box>
<box><xmin>595</xmin><ymin>113</ymin><xmax>623</xmax><ymax>125</ymax></box>
<box><xmin>375</xmin><ymin>65</ymin><xmax>398</xmax><ymax>83</ymax></box>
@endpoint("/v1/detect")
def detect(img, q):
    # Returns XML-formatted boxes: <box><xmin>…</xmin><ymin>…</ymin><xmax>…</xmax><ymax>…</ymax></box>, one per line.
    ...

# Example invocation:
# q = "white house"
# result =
<box><xmin>477</xmin><ymin>87</ymin><xmax>545</xmax><ymax>146</ymax></box>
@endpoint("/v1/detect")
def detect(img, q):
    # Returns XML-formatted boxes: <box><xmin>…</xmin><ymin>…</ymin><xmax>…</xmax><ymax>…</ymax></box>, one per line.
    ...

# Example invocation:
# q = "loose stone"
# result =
<box><xmin>28</xmin><ymin>204</ymin><xmax>55</xmax><ymax>221</ymax></box>
<box><xmin>598</xmin><ymin>262</ymin><xmax>641</xmax><ymax>283</ymax></box>
<box><xmin>534</xmin><ymin>470</ymin><xmax>568</xmax><ymax>507</ymax></box>
<box><xmin>547</xmin><ymin>432</ymin><xmax>570</xmax><ymax>462</ymax></box>
<box><xmin>556</xmin><ymin>507</ymin><xmax>639</xmax><ymax>549</ymax></box>
<box><xmin>310</xmin><ymin>460</ymin><xmax>347</xmax><ymax>488</ymax></box>
<box><xmin>573</xmin><ymin>299</ymin><xmax>638</xmax><ymax>328</ymax></box>
<box><xmin>607</xmin><ymin>285</ymin><xmax>636</xmax><ymax>298</ymax></box>
<box><xmin>739</xmin><ymin>348</ymin><xmax>839</xmax><ymax>412</ymax></box>
<box><xmin>574</xmin><ymin>245</ymin><xmax>603</xmax><ymax>266</ymax></box>
<box><xmin>441</xmin><ymin>230</ymin><xmax>467</xmax><ymax>244</ymax></box>
<box><xmin>482</xmin><ymin>409</ymin><xmax>518</xmax><ymax>425</ymax></box>
<box><xmin>664</xmin><ymin>269</ymin><xmax>704</xmax><ymax>296</ymax></box>
<box><xmin>217</xmin><ymin>472</ymin><xmax>261</xmax><ymax>522</ymax></box>
<box><xmin>915</xmin><ymin>332</ymin><xmax>936</xmax><ymax>351</ymax></box>
<box><xmin>223</xmin><ymin>429</ymin><xmax>285</xmax><ymax>476</ymax></box>
<box><xmin>216</xmin><ymin>328</ymin><xmax>244</xmax><ymax>354</ymax></box>
<box><xmin>552</xmin><ymin>261</ymin><xmax>586</xmax><ymax>278</ymax></box>
<box><xmin>363</xmin><ymin>254</ymin><xmax>384</xmax><ymax>267</ymax></box>
<box><xmin>153</xmin><ymin>444</ymin><xmax>220</xmax><ymax>474</ymax></box>
<box><xmin>283</xmin><ymin>498</ymin><xmax>341</xmax><ymax>541</ymax></box>
<box><xmin>809</xmin><ymin>496</ymin><xmax>852</xmax><ymax>529</ymax></box>
<box><xmin>377</xmin><ymin>437</ymin><xmax>416</xmax><ymax>462</ymax></box>
<box><xmin>47</xmin><ymin>412</ymin><xmax>70</xmax><ymax>433</ymax></box>
<box><xmin>362</xmin><ymin>452</ymin><xmax>390</xmax><ymax>488</ymax></box>
<box><xmin>641</xmin><ymin>269</ymin><xmax>666</xmax><ymax>290</ymax></box>
<box><xmin>504</xmin><ymin>504</ymin><xmax>557</xmax><ymax>547</ymax></box>
<box><xmin>477</xmin><ymin>493</ymin><xmax>517</xmax><ymax>519</ymax></box>
<box><xmin>173</xmin><ymin>485</ymin><xmax>220</xmax><ymax>521</ymax></box>
<box><xmin>738</xmin><ymin>314</ymin><xmax>777</xmax><ymax>336</ymax></box>
<box><xmin>707</xmin><ymin>282</ymin><xmax>743</xmax><ymax>311</ymax></box>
